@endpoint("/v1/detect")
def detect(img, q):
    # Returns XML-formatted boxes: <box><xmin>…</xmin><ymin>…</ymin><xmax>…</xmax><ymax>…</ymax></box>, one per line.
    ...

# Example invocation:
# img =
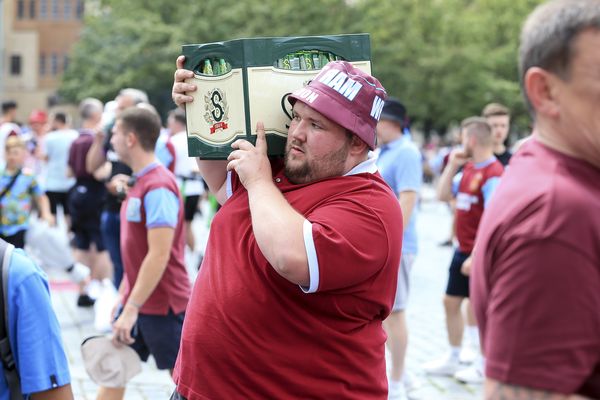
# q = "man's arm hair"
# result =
<box><xmin>485</xmin><ymin>379</ymin><xmax>589</xmax><ymax>400</ymax></box>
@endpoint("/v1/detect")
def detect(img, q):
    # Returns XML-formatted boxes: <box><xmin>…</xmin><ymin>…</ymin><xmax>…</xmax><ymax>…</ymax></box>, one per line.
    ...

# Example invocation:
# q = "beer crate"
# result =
<box><xmin>182</xmin><ymin>34</ymin><xmax>371</xmax><ymax>159</ymax></box>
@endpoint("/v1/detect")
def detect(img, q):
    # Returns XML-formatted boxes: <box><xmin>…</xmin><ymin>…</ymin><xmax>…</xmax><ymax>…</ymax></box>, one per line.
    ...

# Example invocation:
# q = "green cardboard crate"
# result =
<box><xmin>182</xmin><ymin>33</ymin><xmax>371</xmax><ymax>159</ymax></box>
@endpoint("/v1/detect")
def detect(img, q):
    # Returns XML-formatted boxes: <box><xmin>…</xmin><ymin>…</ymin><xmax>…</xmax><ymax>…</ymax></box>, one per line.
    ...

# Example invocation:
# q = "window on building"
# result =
<box><xmin>63</xmin><ymin>54</ymin><xmax>69</xmax><ymax>72</ymax></box>
<box><xmin>40</xmin><ymin>0</ymin><xmax>48</xmax><ymax>19</ymax></box>
<box><xmin>10</xmin><ymin>55</ymin><xmax>22</xmax><ymax>76</ymax></box>
<box><xmin>29</xmin><ymin>0</ymin><xmax>36</xmax><ymax>18</ymax></box>
<box><xmin>17</xmin><ymin>0</ymin><xmax>25</xmax><ymax>19</ymax></box>
<box><xmin>51</xmin><ymin>0</ymin><xmax>59</xmax><ymax>19</ymax></box>
<box><xmin>76</xmin><ymin>0</ymin><xmax>84</xmax><ymax>20</ymax></box>
<box><xmin>40</xmin><ymin>53</ymin><xmax>47</xmax><ymax>75</ymax></box>
<box><xmin>64</xmin><ymin>0</ymin><xmax>72</xmax><ymax>19</ymax></box>
<box><xmin>51</xmin><ymin>53</ymin><xmax>58</xmax><ymax>75</ymax></box>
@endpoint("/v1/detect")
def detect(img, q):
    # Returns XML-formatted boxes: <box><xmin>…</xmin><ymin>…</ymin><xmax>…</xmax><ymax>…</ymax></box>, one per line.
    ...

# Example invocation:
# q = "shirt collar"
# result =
<box><xmin>344</xmin><ymin>153</ymin><xmax>378</xmax><ymax>176</ymax></box>
<box><xmin>134</xmin><ymin>160</ymin><xmax>160</xmax><ymax>178</ymax></box>
<box><xmin>473</xmin><ymin>156</ymin><xmax>497</xmax><ymax>169</ymax></box>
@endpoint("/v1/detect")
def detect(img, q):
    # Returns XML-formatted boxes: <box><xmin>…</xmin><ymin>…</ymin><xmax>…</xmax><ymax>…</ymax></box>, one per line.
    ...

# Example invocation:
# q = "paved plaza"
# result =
<box><xmin>47</xmin><ymin>185</ymin><xmax>483</xmax><ymax>399</ymax></box>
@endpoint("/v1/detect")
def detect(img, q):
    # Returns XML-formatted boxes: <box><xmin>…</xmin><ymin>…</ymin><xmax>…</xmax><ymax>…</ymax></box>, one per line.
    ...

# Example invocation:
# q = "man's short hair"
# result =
<box><xmin>79</xmin><ymin>98</ymin><xmax>104</xmax><ymax>121</ymax></box>
<box><xmin>168</xmin><ymin>108</ymin><xmax>186</xmax><ymax>126</ymax></box>
<box><xmin>482</xmin><ymin>103</ymin><xmax>510</xmax><ymax>118</ymax></box>
<box><xmin>52</xmin><ymin>112</ymin><xmax>68</xmax><ymax>125</ymax></box>
<box><xmin>519</xmin><ymin>0</ymin><xmax>600</xmax><ymax>114</ymax></box>
<box><xmin>119</xmin><ymin>88</ymin><xmax>149</xmax><ymax>105</ymax></box>
<box><xmin>118</xmin><ymin>107</ymin><xmax>161</xmax><ymax>152</ymax></box>
<box><xmin>461</xmin><ymin>116</ymin><xmax>493</xmax><ymax>147</ymax></box>
<box><xmin>2</xmin><ymin>101</ymin><xmax>17</xmax><ymax>114</ymax></box>
<box><xmin>5</xmin><ymin>136</ymin><xmax>25</xmax><ymax>151</ymax></box>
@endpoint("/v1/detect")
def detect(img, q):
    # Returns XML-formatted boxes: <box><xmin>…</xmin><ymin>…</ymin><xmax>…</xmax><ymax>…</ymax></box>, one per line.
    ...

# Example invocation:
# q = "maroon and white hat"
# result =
<box><xmin>288</xmin><ymin>61</ymin><xmax>387</xmax><ymax>150</ymax></box>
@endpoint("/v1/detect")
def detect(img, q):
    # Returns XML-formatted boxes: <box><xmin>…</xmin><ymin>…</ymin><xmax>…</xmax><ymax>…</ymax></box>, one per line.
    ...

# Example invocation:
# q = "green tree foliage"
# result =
<box><xmin>59</xmin><ymin>0</ymin><xmax>356</xmax><ymax>118</ymax></box>
<box><xmin>359</xmin><ymin>0</ymin><xmax>544</xmax><ymax>134</ymax></box>
<box><xmin>60</xmin><ymin>0</ymin><xmax>542</xmax><ymax>132</ymax></box>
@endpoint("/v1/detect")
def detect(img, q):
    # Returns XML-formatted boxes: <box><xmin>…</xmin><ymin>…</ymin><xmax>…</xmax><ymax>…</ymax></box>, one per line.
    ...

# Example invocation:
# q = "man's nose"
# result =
<box><xmin>289</xmin><ymin>119</ymin><xmax>308</xmax><ymax>142</ymax></box>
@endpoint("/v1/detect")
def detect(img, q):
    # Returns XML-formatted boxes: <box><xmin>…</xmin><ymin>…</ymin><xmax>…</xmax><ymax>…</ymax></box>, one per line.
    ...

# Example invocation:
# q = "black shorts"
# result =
<box><xmin>445</xmin><ymin>249</ymin><xmax>471</xmax><ymax>298</ymax></box>
<box><xmin>46</xmin><ymin>191</ymin><xmax>70</xmax><ymax>216</ymax></box>
<box><xmin>183</xmin><ymin>195</ymin><xmax>200</xmax><ymax>222</ymax></box>
<box><xmin>130</xmin><ymin>309</ymin><xmax>185</xmax><ymax>370</ymax></box>
<box><xmin>72</xmin><ymin>227</ymin><xmax>106</xmax><ymax>252</ymax></box>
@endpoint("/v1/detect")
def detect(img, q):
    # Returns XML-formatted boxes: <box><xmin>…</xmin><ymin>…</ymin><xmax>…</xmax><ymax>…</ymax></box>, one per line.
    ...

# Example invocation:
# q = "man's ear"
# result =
<box><xmin>524</xmin><ymin>67</ymin><xmax>561</xmax><ymax>118</ymax></box>
<box><xmin>126</xmin><ymin>131</ymin><xmax>137</xmax><ymax>148</ymax></box>
<box><xmin>349</xmin><ymin>134</ymin><xmax>369</xmax><ymax>155</ymax></box>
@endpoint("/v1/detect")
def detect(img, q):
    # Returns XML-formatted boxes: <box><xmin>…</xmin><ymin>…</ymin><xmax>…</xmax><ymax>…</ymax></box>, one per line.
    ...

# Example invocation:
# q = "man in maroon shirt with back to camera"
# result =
<box><xmin>471</xmin><ymin>0</ymin><xmax>600</xmax><ymax>399</ymax></box>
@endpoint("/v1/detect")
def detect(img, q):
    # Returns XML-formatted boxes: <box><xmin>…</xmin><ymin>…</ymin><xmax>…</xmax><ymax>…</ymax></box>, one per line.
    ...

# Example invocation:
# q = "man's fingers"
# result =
<box><xmin>176</xmin><ymin>55</ymin><xmax>186</xmax><ymax>69</ymax></box>
<box><xmin>255</xmin><ymin>122</ymin><xmax>267</xmax><ymax>152</ymax></box>
<box><xmin>230</xmin><ymin>139</ymin><xmax>253</xmax><ymax>151</ymax></box>
<box><xmin>226</xmin><ymin>159</ymin><xmax>237</xmax><ymax>172</ymax></box>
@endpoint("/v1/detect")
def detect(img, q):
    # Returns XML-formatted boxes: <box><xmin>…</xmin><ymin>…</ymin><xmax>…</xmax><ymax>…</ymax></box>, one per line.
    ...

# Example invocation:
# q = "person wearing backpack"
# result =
<box><xmin>0</xmin><ymin>238</ymin><xmax>73</xmax><ymax>399</ymax></box>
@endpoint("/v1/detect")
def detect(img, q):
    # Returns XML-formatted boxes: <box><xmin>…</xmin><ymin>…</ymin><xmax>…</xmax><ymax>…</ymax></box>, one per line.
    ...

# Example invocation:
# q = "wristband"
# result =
<box><xmin>127</xmin><ymin>300</ymin><xmax>142</xmax><ymax>309</ymax></box>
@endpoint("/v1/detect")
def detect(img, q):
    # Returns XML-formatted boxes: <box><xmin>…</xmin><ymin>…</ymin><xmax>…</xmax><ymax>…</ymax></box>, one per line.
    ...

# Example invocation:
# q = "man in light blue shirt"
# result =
<box><xmin>0</xmin><ymin>239</ymin><xmax>72</xmax><ymax>399</ymax></box>
<box><xmin>376</xmin><ymin>99</ymin><xmax>423</xmax><ymax>400</ymax></box>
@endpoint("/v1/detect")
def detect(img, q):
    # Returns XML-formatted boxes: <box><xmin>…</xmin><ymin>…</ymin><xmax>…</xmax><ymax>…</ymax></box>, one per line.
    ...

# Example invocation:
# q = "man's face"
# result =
<box><xmin>461</xmin><ymin>129</ymin><xmax>474</xmax><ymax>158</ymax></box>
<box><xmin>553</xmin><ymin>29</ymin><xmax>600</xmax><ymax>166</ymax></box>
<box><xmin>284</xmin><ymin>101</ymin><xmax>352</xmax><ymax>184</ymax></box>
<box><xmin>376</xmin><ymin>119</ymin><xmax>401</xmax><ymax>146</ymax></box>
<box><xmin>110</xmin><ymin>119</ymin><xmax>130</xmax><ymax>165</ymax></box>
<box><xmin>486</xmin><ymin>115</ymin><xmax>510</xmax><ymax>146</ymax></box>
<box><xmin>5</xmin><ymin>146</ymin><xmax>25</xmax><ymax>170</ymax></box>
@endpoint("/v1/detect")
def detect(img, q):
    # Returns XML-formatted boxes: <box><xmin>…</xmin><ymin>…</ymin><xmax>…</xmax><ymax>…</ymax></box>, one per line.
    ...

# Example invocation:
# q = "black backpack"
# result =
<box><xmin>0</xmin><ymin>239</ymin><xmax>23</xmax><ymax>399</ymax></box>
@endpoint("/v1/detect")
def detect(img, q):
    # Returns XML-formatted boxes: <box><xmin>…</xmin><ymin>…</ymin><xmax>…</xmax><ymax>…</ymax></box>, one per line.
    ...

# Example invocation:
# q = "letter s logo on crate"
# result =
<box><xmin>204</xmin><ymin>88</ymin><xmax>230</xmax><ymax>134</ymax></box>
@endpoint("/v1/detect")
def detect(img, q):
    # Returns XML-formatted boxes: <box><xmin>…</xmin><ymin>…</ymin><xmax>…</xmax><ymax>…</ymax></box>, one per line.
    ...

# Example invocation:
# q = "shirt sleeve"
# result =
<box><xmin>481</xmin><ymin>237</ymin><xmax>600</xmax><ymax>394</ymax></box>
<box><xmin>481</xmin><ymin>176</ymin><xmax>501</xmax><ymax>207</ymax></box>
<box><xmin>10</xmin><ymin>253</ymin><xmax>71</xmax><ymax>394</ymax></box>
<box><xmin>394</xmin><ymin>148</ymin><xmax>423</xmax><ymax>193</ymax></box>
<box><xmin>304</xmin><ymin>198</ymin><xmax>393</xmax><ymax>293</ymax></box>
<box><xmin>143</xmin><ymin>188</ymin><xmax>179</xmax><ymax>229</ymax></box>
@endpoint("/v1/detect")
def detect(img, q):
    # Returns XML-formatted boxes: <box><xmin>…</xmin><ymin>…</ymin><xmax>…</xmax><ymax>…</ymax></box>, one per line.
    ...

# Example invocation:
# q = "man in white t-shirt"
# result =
<box><xmin>167</xmin><ymin>108</ymin><xmax>204</xmax><ymax>253</ymax></box>
<box><xmin>44</xmin><ymin>112</ymin><xmax>80</xmax><ymax>221</ymax></box>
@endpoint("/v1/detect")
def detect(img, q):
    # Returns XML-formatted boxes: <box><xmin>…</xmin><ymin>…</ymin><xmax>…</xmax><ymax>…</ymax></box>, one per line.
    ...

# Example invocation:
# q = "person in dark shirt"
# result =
<box><xmin>482</xmin><ymin>103</ymin><xmax>512</xmax><ymax>167</ymax></box>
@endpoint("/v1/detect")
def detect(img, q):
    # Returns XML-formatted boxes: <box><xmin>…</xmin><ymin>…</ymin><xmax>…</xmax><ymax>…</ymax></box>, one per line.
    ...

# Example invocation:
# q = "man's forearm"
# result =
<box><xmin>196</xmin><ymin>159</ymin><xmax>228</xmax><ymax>204</ymax></box>
<box><xmin>86</xmin><ymin>137</ymin><xmax>106</xmax><ymax>174</ymax></box>
<box><xmin>398</xmin><ymin>191</ymin><xmax>417</xmax><ymax>229</ymax></box>
<box><xmin>127</xmin><ymin>251</ymin><xmax>170</xmax><ymax>308</ymax></box>
<box><xmin>437</xmin><ymin>164</ymin><xmax>458</xmax><ymax>202</ymax></box>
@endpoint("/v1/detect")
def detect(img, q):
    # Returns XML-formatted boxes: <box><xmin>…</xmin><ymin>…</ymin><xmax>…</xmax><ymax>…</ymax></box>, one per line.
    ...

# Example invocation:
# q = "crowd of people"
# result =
<box><xmin>0</xmin><ymin>0</ymin><xmax>598</xmax><ymax>399</ymax></box>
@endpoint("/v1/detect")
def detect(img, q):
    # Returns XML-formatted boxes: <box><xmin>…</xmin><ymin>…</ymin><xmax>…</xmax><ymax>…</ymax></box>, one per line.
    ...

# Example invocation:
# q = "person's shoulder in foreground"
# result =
<box><xmin>471</xmin><ymin>0</ymin><xmax>600</xmax><ymax>398</ymax></box>
<box><xmin>1</xmin><ymin>245</ymin><xmax>73</xmax><ymax>399</ymax></box>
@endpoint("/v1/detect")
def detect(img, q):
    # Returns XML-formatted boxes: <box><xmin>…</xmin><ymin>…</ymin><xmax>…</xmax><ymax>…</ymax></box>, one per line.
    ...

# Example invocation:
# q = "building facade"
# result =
<box><xmin>0</xmin><ymin>0</ymin><xmax>84</xmax><ymax>122</ymax></box>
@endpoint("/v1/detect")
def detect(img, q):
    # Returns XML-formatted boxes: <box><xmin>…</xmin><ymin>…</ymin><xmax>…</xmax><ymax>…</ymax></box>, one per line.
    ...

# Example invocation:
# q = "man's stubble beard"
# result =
<box><xmin>284</xmin><ymin>140</ymin><xmax>351</xmax><ymax>184</ymax></box>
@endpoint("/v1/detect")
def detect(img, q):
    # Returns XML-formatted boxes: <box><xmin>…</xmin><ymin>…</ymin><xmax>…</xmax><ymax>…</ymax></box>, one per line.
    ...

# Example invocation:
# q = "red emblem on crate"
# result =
<box><xmin>204</xmin><ymin>88</ymin><xmax>230</xmax><ymax>134</ymax></box>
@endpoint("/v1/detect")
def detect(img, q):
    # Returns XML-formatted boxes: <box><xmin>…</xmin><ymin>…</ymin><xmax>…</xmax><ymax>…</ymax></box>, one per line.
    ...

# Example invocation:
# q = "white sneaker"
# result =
<box><xmin>459</xmin><ymin>345</ymin><xmax>478</xmax><ymax>364</ymax></box>
<box><xmin>422</xmin><ymin>353</ymin><xmax>461</xmax><ymax>376</ymax></box>
<box><xmin>454</xmin><ymin>363</ymin><xmax>484</xmax><ymax>384</ymax></box>
<box><xmin>388</xmin><ymin>381</ymin><xmax>408</xmax><ymax>400</ymax></box>
<box><xmin>402</xmin><ymin>371</ymin><xmax>422</xmax><ymax>393</ymax></box>
<box><xmin>68</xmin><ymin>262</ymin><xmax>90</xmax><ymax>284</ymax></box>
